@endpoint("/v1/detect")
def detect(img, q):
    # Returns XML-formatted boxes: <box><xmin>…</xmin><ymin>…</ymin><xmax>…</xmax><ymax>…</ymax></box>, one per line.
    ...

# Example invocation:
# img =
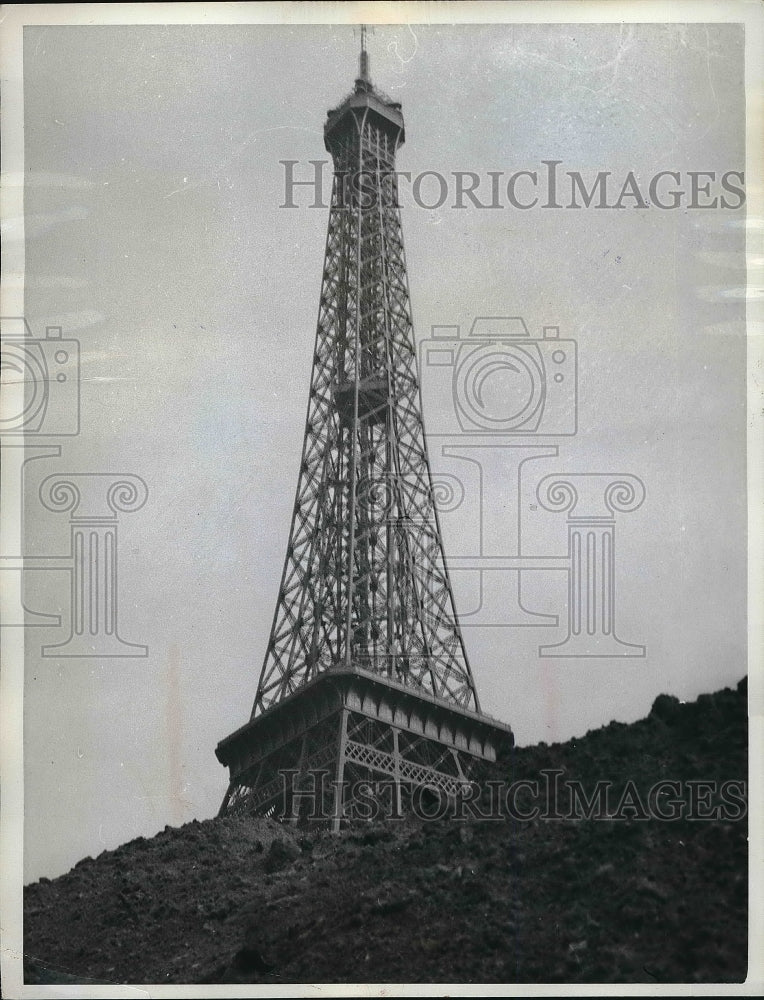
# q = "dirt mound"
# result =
<box><xmin>24</xmin><ymin>679</ymin><xmax>748</xmax><ymax>985</ymax></box>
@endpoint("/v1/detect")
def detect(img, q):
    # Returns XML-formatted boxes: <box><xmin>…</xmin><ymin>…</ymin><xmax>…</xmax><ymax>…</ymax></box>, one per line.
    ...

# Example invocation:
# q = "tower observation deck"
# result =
<box><xmin>217</xmin><ymin>36</ymin><xmax>513</xmax><ymax>827</ymax></box>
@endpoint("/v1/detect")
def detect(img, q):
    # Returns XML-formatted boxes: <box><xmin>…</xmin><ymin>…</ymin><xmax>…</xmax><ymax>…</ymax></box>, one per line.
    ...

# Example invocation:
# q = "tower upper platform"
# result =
<box><xmin>324</xmin><ymin>68</ymin><xmax>405</xmax><ymax>153</ymax></box>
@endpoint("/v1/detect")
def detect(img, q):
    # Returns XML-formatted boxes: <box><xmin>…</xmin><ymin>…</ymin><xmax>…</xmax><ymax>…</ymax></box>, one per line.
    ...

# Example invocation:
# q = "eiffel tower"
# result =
<box><xmin>217</xmin><ymin>32</ymin><xmax>513</xmax><ymax>828</ymax></box>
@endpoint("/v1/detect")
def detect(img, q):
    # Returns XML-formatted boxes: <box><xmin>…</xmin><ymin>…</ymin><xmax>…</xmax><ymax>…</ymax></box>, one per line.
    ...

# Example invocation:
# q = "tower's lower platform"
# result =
<box><xmin>216</xmin><ymin>667</ymin><xmax>513</xmax><ymax>829</ymax></box>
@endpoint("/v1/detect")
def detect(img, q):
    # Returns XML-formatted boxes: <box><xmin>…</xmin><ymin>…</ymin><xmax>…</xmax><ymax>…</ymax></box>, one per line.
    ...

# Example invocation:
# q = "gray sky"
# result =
<box><xmin>19</xmin><ymin>22</ymin><xmax>746</xmax><ymax>880</ymax></box>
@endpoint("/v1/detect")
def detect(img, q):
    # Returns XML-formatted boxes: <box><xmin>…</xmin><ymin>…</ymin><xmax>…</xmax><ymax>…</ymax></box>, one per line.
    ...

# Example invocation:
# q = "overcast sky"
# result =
<box><xmin>18</xmin><ymin>21</ymin><xmax>746</xmax><ymax>880</ymax></box>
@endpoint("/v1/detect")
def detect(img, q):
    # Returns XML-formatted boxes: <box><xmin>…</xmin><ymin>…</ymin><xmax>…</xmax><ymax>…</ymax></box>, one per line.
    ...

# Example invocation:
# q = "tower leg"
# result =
<box><xmin>332</xmin><ymin>708</ymin><xmax>349</xmax><ymax>833</ymax></box>
<box><xmin>392</xmin><ymin>726</ymin><xmax>402</xmax><ymax>818</ymax></box>
<box><xmin>287</xmin><ymin>734</ymin><xmax>308</xmax><ymax>824</ymax></box>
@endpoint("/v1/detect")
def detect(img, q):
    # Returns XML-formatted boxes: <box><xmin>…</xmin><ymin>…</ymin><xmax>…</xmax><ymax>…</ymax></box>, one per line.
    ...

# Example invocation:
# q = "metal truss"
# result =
<box><xmin>220</xmin><ymin>671</ymin><xmax>499</xmax><ymax>829</ymax></box>
<box><xmin>250</xmin><ymin>69</ymin><xmax>479</xmax><ymax>719</ymax></box>
<box><xmin>218</xmin><ymin>61</ymin><xmax>512</xmax><ymax>826</ymax></box>
<box><xmin>224</xmin><ymin>717</ymin><xmax>474</xmax><ymax>829</ymax></box>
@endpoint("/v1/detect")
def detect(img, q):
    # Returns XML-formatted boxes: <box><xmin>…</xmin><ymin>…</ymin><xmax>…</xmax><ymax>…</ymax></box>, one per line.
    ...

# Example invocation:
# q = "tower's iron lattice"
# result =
<box><xmin>217</xmin><ymin>42</ymin><xmax>513</xmax><ymax>827</ymax></box>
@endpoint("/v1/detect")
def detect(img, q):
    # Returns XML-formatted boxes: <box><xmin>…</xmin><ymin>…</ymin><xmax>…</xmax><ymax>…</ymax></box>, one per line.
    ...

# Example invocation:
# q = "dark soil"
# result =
<box><xmin>24</xmin><ymin>679</ymin><xmax>748</xmax><ymax>985</ymax></box>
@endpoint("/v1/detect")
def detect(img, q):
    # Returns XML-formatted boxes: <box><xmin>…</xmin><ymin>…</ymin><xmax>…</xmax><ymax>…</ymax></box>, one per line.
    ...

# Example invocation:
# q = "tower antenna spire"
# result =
<box><xmin>359</xmin><ymin>23</ymin><xmax>370</xmax><ymax>83</ymax></box>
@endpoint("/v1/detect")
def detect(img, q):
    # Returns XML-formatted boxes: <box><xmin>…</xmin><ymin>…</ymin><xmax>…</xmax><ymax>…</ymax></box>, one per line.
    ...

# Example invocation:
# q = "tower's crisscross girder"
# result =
<box><xmin>251</xmin><ymin>74</ymin><xmax>479</xmax><ymax>718</ymax></box>
<box><xmin>216</xmin><ymin>50</ymin><xmax>513</xmax><ymax>830</ymax></box>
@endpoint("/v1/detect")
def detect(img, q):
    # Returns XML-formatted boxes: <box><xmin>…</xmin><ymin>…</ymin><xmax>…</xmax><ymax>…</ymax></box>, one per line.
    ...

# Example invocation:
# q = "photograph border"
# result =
<box><xmin>1</xmin><ymin>2</ymin><xmax>762</xmax><ymax>996</ymax></box>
